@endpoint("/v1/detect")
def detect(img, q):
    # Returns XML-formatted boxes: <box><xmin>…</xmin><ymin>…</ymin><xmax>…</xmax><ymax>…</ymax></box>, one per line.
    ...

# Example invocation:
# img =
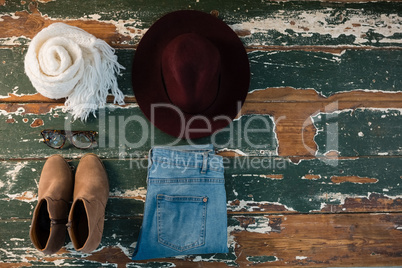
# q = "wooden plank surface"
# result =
<box><xmin>2</xmin><ymin>214</ymin><xmax>402</xmax><ymax>267</ymax></box>
<box><xmin>2</xmin><ymin>48</ymin><xmax>402</xmax><ymax>97</ymax></box>
<box><xmin>2</xmin><ymin>158</ymin><xmax>402</xmax><ymax>217</ymax></box>
<box><xmin>1</xmin><ymin>0</ymin><xmax>402</xmax><ymax>267</ymax></box>
<box><xmin>1</xmin><ymin>1</ymin><xmax>401</xmax><ymax>47</ymax></box>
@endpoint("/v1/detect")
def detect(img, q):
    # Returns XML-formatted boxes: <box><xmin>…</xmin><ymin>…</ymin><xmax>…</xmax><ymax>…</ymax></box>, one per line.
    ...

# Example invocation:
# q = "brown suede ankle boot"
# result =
<box><xmin>67</xmin><ymin>153</ymin><xmax>109</xmax><ymax>253</ymax></box>
<box><xmin>30</xmin><ymin>155</ymin><xmax>73</xmax><ymax>254</ymax></box>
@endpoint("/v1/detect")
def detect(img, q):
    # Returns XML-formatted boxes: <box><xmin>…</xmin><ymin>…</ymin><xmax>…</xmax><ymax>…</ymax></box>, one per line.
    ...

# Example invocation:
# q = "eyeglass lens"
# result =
<box><xmin>43</xmin><ymin>132</ymin><xmax>65</xmax><ymax>148</ymax></box>
<box><xmin>71</xmin><ymin>133</ymin><xmax>93</xmax><ymax>149</ymax></box>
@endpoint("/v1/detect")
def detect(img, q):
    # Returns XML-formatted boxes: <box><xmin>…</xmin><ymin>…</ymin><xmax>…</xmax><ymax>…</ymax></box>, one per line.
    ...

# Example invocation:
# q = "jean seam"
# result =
<box><xmin>149</xmin><ymin>178</ymin><xmax>224</xmax><ymax>185</ymax></box>
<box><xmin>152</xmin><ymin>159</ymin><xmax>223</xmax><ymax>172</ymax></box>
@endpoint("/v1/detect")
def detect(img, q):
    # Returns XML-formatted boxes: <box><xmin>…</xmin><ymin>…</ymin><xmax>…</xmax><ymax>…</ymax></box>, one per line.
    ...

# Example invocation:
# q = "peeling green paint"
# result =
<box><xmin>0</xmin><ymin>105</ymin><xmax>278</xmax><ymax>159</ymax></box>
<box><xmin>313</xmin><ymin>109</ymin><xmax>402</xmax><ymax>156</ymax></box>
<box><xmin>250</xmin><ymin>50</ymin><xmax>402</xmax><ymax>95</ymax></box>
<box><xmin>2</xmin><ymin>1</ymin><xmax>400</xmax><ymax>47</ymax></box>
<box><xmin>225</xmin><ymin>156</ymin><xmax>402</xmax><ymax>213</ymax></box>
<box><xmin>1</xmin><ymin>48</ymin><xmax>402</xmax><ymax>98</ymax></box>
<box><xmin>2</xmin><ymin>156</ymin><xmax>401</xmax><ymax>219</ymax></box>
<box><xmin>247</xmin><ymin>255</ymin><xmax>278</xmax><ymax>263</ymax></box>
<box><xmin>1</xmin><ymin>0</ymin><xmax>401</xmax><ymax>267</ymax></box>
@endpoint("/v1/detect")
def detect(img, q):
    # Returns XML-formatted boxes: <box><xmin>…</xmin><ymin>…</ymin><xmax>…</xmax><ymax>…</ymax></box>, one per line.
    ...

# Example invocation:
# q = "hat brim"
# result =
<box><xmin>132</xmin><ymin>10</ymin><xmax>250</xmax><ymax>139</ymax></box>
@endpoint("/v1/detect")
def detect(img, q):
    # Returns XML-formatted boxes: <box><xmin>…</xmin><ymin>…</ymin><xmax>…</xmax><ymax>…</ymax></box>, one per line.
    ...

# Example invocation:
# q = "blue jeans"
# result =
<box><xmin>132</xmin><ymin>144</ymin><xmax>228</xmax><ymax>260</ymax></box>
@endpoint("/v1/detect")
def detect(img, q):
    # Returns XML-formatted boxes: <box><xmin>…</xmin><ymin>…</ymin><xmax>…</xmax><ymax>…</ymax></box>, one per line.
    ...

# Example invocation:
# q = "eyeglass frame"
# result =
<box><xmin>40</xmin><ymin>129</ymin><xmax>98</xmax><ymax>149</ymax></box>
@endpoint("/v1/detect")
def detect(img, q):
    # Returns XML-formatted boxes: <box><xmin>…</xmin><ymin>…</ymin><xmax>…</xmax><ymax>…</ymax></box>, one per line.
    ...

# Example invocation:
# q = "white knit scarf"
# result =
<box><xmin>24</xmin><ymin>23</ymin><xmax>125</xmax><ymax>121</ymax></box>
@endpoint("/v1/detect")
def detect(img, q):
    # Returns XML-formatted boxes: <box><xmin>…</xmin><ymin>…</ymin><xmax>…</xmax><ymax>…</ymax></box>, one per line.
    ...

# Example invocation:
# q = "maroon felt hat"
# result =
<box><xmin>132</xmin><ymin>10</ymin><xmax>250</xmax><ymax>139</ymax></box>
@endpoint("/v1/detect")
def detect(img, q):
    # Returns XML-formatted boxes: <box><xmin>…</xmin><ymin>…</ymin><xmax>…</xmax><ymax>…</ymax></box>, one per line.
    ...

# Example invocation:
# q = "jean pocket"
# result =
<box><xmin>157</xmin><ymin>194</ymin><xmax>208</xmax><ymax>252</ymax></box>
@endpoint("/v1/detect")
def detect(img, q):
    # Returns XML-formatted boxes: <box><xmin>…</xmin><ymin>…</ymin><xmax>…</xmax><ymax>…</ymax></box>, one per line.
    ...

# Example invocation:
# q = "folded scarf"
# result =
<box><xmin>24</xmin><ymin>23</ymin><xmax>125</xmax><ymax>121</ymax></box>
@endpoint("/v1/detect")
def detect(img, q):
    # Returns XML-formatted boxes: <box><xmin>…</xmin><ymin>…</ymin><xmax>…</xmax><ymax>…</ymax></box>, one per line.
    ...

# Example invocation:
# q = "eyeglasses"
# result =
<box><xmin>41</xmin><ymin>129</ymin><xmax>98</xmax><ymax>149</ymax></box>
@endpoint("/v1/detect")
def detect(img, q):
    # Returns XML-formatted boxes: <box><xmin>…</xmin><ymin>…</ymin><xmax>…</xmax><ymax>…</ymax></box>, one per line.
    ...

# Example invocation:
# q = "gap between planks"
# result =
<box><xmin>1</xmin><ymin>88</ymin><xmax>402</xmax><ymax>103</ymax></box>
<box><xmin>0</xmin><ymin>154</ymin><xmax>401</xmax><ymax>161</ymax></box>
<box><xmin>3</xmin><ymin>210</ymin><xmax>402</xmax><ymax>223</ymax></box>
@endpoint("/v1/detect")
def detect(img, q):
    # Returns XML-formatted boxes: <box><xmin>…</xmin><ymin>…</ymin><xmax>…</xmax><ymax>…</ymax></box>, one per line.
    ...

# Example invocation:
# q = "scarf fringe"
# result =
<box><xmin>25</xmin><ymin>23</ymin><xmax>125</xmax><ymax>121</ymax></box>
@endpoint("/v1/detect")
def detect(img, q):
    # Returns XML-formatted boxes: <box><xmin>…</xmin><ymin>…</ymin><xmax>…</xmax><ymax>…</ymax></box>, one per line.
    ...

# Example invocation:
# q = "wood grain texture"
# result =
<box><xmin>2</xmin><ymin>48</ymin><xmax>401</xmax><ymax>97</ymax></box>
<box><xmin>2</xmin><ymin>46</ymin><xmax>401</xmax><ymax>157</ymax></box>
<box><xmin>1</xmin><ymin>214</ymin><xmax>401</xmax><ymax>267</ymax></box>
<box><xmin>0</xmin><ymin>103</ymin><xmax>401</xmax><ymax>158</ymax></box>
<box><xmin>2</xmin><ymin>158</ymin><xmax>401</xmax><ymax>219</ymax></box>
<box><xmin>1</xmin><ymin>0</ymin><xmax>402</xmax><ymax>266</ymax></box>
<box><xmin>232</xmin><ymin>214</ymin><xmax>402</xmax><ymax>267</ymax></box>
<box><xmin>1</xmin><ymin>1</ymin><xmax>401</xmax><ymax>47</ymax></box>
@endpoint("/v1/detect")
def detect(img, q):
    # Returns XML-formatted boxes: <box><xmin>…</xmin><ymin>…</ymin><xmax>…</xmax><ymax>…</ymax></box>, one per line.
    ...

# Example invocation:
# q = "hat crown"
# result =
<box><xmin>161</xmin><ymin>33</ymin><xmax>220</xmax><ymax>114</ymax></box>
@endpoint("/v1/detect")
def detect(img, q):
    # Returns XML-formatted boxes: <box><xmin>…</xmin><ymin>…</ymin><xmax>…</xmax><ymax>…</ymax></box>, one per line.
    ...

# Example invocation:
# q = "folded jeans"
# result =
<box><xmin>132</xmin><ymin>144</ymin><xmax>228</xmax><ymax>260</ymax></box>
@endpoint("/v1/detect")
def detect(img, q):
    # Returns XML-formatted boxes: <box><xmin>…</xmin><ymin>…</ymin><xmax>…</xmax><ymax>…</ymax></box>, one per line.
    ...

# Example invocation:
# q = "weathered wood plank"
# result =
<box><xmin>1</xmin><ymin>48</ymin><xmax>401</xmax><ymax>98</ymax></box>
<box><xmin>0</xmin><ymin>103</ymin><xmax>401</xmax><ymax>158</ymax></box>
<box><xmin>1</xmin><ymin>1</ymin><xmax>402</xmax><ymax>267</ymax></box>
<box><xmin>1</xmin><ymin>46</ymin><xmax>402</xmax><ymax>159</ymax></box>
<box><xmin>1</xmin><ymin>1</ymin><xmax>401</xmax><ymax>47</ymax></box>
<box><xmin>231</xmin><ymin>213</ymin><xmax>402</xmax><ymax>267</ymax></box>
<box><xmin>246</xmin><ymin>86</ymin><xmax>402</xmax><ymax>103</ymax></box>
<box><xmin>249</xmin><ymin>49</ymin><xmax>402</xmax><ymax>96</ymax></box>
<box><xmin>224</xmin><ymin>156</ymin><xmax>402</xmax><ymax>214</ymax></box>
<box><xmin>313</xmin><ymin>109</ymin><xmax>402</xmax><ymax>157</ymax></box>
<box><xmin>1</xmin><ymin>156</ymin><xmax>401</xmax><ymax>220</ymax></box>
<box><xmin>1</xmin><ymin>213</ymin><xmax>401</xmax><ymax>267</ymax></box>
<box><xmin>2</xmin><ymin>42</ymin><xmax>402</xmax><ymax>158</ymax></box>
<box><xmin>241</xmin><ymin>99</ymin><xmax>402</xmax><ymax>157</ymax></box>
<box><xmin>0</xmin><ymin>105</ymin><xmax>279</xmax><ymax>159</ymax></box>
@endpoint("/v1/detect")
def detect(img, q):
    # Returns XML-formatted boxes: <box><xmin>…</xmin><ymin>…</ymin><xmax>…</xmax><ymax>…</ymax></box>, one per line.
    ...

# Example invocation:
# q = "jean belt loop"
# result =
<box><xmin>201</xmin><ymin>151</ymin><xmax>209</xmax><ymax>174</ymax></box>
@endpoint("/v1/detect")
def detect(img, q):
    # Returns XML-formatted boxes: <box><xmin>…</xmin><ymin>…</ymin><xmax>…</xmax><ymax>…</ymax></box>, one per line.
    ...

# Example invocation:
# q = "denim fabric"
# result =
<box><xmin>132</xmin><ymin>144</ymin><xmax>228</xmax><ymax>260</ymax></box>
